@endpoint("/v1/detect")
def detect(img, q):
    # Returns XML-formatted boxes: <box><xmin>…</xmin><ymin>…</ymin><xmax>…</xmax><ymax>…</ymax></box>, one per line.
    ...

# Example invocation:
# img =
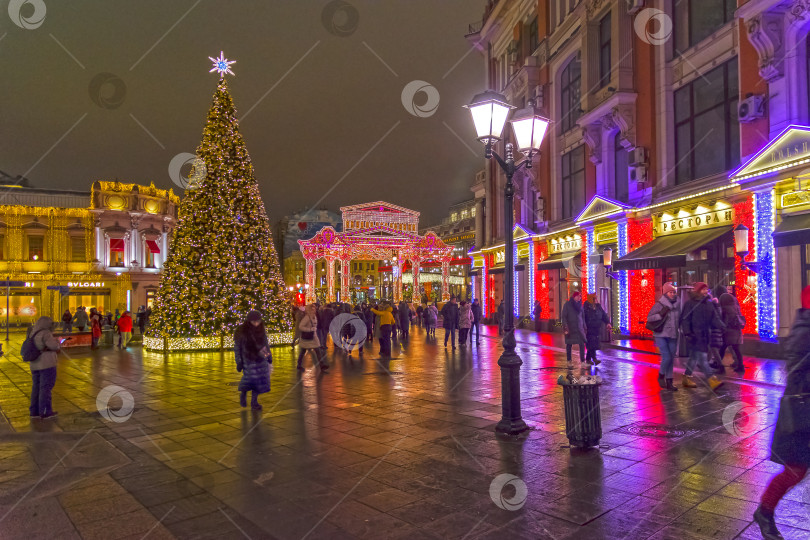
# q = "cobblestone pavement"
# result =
<box><xmin>0</xmin><ymin>325</ymin><xmax>808</xmax><ymax>539</ymax></box>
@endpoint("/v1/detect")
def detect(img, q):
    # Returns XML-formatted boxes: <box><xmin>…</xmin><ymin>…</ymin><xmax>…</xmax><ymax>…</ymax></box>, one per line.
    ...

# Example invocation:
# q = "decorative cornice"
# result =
<box><xmin>746</xmin><ymin>12</ymin><xmax>785</xmax><ymax>82</ymax></box>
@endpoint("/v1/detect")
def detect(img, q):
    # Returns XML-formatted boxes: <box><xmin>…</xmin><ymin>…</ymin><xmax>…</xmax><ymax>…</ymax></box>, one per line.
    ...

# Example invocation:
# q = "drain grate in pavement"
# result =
<box><xmin>612</xmin><ymin>422</ymin><xmax>699</xmax><ymax>439</ymax></box>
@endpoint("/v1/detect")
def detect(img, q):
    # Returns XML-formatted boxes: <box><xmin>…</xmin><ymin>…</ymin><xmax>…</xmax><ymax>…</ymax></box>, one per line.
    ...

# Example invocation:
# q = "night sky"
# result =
<box><xmin>0</xmin><ymin>0</ymin><xmax>486</xmax><ymax>226</ymax></box>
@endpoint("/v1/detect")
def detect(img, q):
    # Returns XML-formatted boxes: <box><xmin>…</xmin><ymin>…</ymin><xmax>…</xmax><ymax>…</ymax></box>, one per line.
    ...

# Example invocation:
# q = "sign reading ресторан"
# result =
<box><xmin>548</xmin><ymin>235</ymin><xmax>582</xmax><ymax>254</ymax></box>
<box><xmin>654</xmin><ymin>207</ymin><xmax>734</xmax><ymax>235</ymax></box>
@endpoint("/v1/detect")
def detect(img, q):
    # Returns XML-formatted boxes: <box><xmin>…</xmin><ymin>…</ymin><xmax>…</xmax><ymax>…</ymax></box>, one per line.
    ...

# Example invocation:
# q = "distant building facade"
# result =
<box><xmin>0</xmin><ymin>179</ymin><xmax>177</xmax><ymax>326</ymax></box>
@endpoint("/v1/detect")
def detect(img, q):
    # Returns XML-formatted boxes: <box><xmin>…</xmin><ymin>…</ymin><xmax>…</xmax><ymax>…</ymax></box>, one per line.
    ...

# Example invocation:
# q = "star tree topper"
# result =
<box><xmin>209</xmin><ymin>51</ymin><xmax>236</xmax><ymax>77</ymax></box>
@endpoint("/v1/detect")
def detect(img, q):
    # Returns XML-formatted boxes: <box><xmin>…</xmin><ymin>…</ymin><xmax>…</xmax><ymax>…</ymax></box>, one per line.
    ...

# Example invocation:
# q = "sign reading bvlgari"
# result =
<box><xmin>549</xmin><ymin>235</ymin><xmax>582</xmax><ymax>254</ymax></box>
<box><xmin>654</xmin><ymin>207</ymin><xmax>734</xmax><ymax>235</ymax></box>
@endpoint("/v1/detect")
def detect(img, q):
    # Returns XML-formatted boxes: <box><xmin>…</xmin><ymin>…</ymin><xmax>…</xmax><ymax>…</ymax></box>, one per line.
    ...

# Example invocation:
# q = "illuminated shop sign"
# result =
<box><xmin>67</xmin><ymin>281</ymin><xmax>105</xmax><ymax>288</ymax></box>
<box><xmin>549</xmin><ymin>235</ymin><xmax>582</xmax><ymax>254</ymax></box>
<box><xmin>781</xmin><ymin>190</ymin><xmax>810</xmax><ymax>209</ymax></box>
<box><xmin>494</xmin><ymin>250</ymin><xmax>505</xmax><ymax>264</ymax></box>
<box><xmin>654</xmin><ymin>206</ymin><xmax>734</xmax><ymax>235</ymax></box>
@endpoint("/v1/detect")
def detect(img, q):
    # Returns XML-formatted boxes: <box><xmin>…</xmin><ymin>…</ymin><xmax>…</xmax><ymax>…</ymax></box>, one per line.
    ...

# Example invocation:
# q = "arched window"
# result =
<box><xmin>560</xmin><ymin>57</ymin><xmax>582</xmax><ymax>133</ymax></box>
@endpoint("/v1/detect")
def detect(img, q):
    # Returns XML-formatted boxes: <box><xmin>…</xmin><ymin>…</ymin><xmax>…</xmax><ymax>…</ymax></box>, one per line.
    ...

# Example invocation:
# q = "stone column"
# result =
<box><xmin>325</xmin><ymin>255</ymin><xmax>336</xmax><ymax>302</ymax></box>
<box><xmin>441</xmin><ymin>259</ymin><xmax>450</xmax><ymax>302</ymax></box>
<box><xmin>305</xmin><ymin>257</ymin><xmax>316</xmax><ymax>304</ymax></box>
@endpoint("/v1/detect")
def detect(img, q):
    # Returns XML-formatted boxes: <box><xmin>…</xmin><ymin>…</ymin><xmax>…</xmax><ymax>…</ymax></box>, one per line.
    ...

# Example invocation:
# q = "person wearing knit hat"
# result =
<box><xmin>754</xmin><ymin>284</ymin><xmax>810</xmax><ymax>539</ymax></box>
<box><xmin>647</xmin><ymin>282</ymin><xmax>681</xmax><ymax>391</ymax></box>
<box><xmin>680</xmin><ymin>282</ymin><xmax>725</xmax><ymax>390</ymax></box>
<box><xmin>234</xmin><ymin>310</ymin><xmax>272</xmax><ymax>410</ymax></box>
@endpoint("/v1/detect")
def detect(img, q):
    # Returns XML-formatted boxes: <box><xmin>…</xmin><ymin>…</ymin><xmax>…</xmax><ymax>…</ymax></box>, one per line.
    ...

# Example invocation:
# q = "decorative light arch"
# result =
<box><xmin>298</xmin><ymin>202</ymin><xmax>453</xmax><ymax>303</ymax></box>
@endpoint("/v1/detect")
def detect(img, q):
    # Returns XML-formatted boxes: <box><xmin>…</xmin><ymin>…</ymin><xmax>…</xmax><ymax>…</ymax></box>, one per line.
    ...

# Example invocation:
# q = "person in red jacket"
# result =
<box><xmin>116</xmin><ymin>311</ymin><xmax>133</xmax><ymax>349</ymax></box>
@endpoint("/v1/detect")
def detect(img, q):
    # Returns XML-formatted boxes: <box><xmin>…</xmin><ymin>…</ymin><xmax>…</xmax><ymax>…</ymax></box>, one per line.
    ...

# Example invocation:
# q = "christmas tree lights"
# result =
<box><xmin>146</xmin><ymin>69</ymin><xmax>292</xmax><ymax>351</ymax></box>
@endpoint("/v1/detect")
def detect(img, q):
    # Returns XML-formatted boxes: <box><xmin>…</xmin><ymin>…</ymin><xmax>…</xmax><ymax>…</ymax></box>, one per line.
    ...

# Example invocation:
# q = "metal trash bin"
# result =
<box><xmin>557</xmin><ymin>377</ymin><xmax>602</xmax><ymax>448</ymax></box>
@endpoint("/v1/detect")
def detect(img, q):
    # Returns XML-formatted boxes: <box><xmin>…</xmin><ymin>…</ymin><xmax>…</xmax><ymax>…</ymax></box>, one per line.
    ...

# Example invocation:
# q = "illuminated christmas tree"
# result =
<box><xmin>145</xmin><ymin>53</ymin><xmax>293</xmax><ymax>350</ymax></box>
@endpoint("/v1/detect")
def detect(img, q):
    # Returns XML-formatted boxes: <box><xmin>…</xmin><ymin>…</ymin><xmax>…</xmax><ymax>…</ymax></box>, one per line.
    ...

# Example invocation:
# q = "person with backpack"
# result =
<box><xmin>234</xmin><ymin>311</ymin><xmax>272</xmax><ymax>410</ymax></box>
<box><xmin>753</xmin><ymin>284</ymin><xmax>810</xmax><ymax>539</ymax></box>
<box><xmin>23</xmin><ymin>316</ymin><xmax>62</xmax><ymax>419</ymax></box>
<box><xmin>646</xmin><ymin>282</ymin><xmax>681</xmax><ymax>392</ymax></box>
<box><xmin>719</xmin><ymin>288</ymin><xmax>746</xmax><ymax>373</ymax></box>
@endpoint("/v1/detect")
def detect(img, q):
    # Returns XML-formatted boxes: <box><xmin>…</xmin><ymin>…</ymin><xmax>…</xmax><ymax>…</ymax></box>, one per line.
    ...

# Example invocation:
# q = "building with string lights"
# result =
<box><xmin>298</xmin><ymin>202</ymin><xmax>453</xmax><ymax>304</ymax></box>
<box><xmin>0</xmin><ymin>176</ymin><xmax>177</xmax><ymax>326</ymax></box>
<box><xmin>464</xmin><ymin>0</ymin><xmax>810</xmax><ymax>353</ymax></box>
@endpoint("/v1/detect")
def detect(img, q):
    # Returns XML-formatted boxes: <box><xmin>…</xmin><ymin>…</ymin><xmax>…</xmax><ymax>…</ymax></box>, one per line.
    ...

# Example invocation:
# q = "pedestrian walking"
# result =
<box><xmin>363</xmin><ymin>304</ymin><xmax>374</xmax><ymax>344</ymax></box>
<box><xmin>441</xmin><ymin>297</ymin><xmax>460</xmax><ymax>349</ymax></box>
<box><xmin>371</xmin><ymin>302</ymin><xmax>396</xmax><ymax>357</ymax></box>
<box><xmin>24</xmin><ymin>316</ymin><xmax>62</xmax><ymax>419</ymax></box>
<box><xmin>416</xmin><ymin>304</ymin><xmax>424</xmax><ymax>328</ymax></box>
<box><xmin>497</xmin><ymin>300</ymin><xmax>505</xmax><ymax>335</ymax></box>
<box><xmin>583</xmin><ymin>294</ymin><xmax>610</xmax><ymax>366</ymax></box>
<box><xmin>719</xmin><ymin>288</ymin><xmax>746</xmax><ymax>373</ymax></box>
<box><xmin>71</xmin><ymin>306</ymin><xmax>88</xmax><ymax>332</ymax></box>
<box><xmin>234</xmin><ymin>311</ymin><xmax>272</xmax><ymax>410</ymax></box>
<box><xmin>291</xmin><ymin>306</ymin><xmax>304</xmax><ymax>348</ymax></box>
<box><xmin>647</xmin><ymin>282</ymin><xmax>681</xmax><ymax>391</ymax></box>
<box><xmin>117</xmin><ymin>310</ymin><xmax>133</xmax><ymax>349</ymax></box>
<box><xmin>562</xmin><ymin>292</ymin><xmax>586</xmax><ymax>367</ymax></box>
<box><xmin>753</xmin><ymin>284</ymin><xmax>810</xmax><ymax>540</ymax></box>
<box><xmin>61</xmin><ymin>309</ymin><xmax>72</xmax><ymax>333</ymax></box>
<box><xmin>679</xmin><ymin>282</ymin><xmax>724</xmax><ymax>390</ymax></box>
<box><xmin>471</xmin><ymin>298</ymin><xmax>482</xmax><ymax>344</ymax></box>
<box><xmin>398</xmin><ymin>301</ymin><xmax>410</xmax><ymax>340</ymax></box>
<box><xmin>708</xmin><ymin>286</ymin><xmax>727</xmax><ymax>374</ymax></box>
<box><xmin>458</xmin><ymin>300</ymin><xmax>472</xmax><ymax>346</ymax></box>
<box><xmin>425</xmin><ymin>302</ymin><xmax>438</xmax><ymax>337</ymax></box>
<box><xmin>297</xmin><ymin>304</ymin><xmax>329</xmax><ymax>371</ymax></box>
<box><xmin>89</xmin><ymin>309</ymin><xmax>102</xmax><ymax>349</ymax></box>
<box><xmin>136</xmin><ymin>306</ymin><xmax>146</xmax><ymax>335</ymax></box>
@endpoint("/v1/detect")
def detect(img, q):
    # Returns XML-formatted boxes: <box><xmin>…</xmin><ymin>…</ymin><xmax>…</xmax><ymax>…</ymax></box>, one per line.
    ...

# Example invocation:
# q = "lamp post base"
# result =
<box><xmin>495</xmin><ymin>335</ymin><xmax>529</xmax><ymax>436</ymax></box>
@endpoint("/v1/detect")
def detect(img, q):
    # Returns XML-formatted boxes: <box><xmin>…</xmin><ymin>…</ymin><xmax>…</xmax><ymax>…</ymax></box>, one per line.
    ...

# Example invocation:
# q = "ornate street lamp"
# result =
<box><xmin>734</xmin><ymin>225</ymin><xmax>760</xmax><ymax>273</ymax></box>
<box><xmin>465</xmin><ymin>91</ymin><xmax>550</xmax><ymax>436</ymax></box>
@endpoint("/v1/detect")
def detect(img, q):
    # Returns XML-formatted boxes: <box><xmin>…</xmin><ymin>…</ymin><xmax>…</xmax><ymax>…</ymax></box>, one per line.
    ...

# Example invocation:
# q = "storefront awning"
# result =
<box><xmin>146</xmin><ymin>240</ymin><xmax>161</xmax><ymax>254</ymax></box>
<box><xmin>773</xmin><ymin>213</ymin><xmax>810</xmax><ymax>248</ymax></box>
<box><xmin>536</xmin><ymin>252</ymin><xmax>577</xmax><ymax>271</ymax></box>
<box><xmin>613</xmin><ymin>227</ymin><xmax>731</xmax><ymax>271</ymax></box>
<box><xmin>110</xmin><ymin>238</ymin><xmax>125</xmax><ymax>252</ymax></box>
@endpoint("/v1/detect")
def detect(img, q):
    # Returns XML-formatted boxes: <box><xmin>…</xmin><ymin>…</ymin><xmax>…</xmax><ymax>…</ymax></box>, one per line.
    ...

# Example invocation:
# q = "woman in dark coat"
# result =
<box><xmin>719</xmin><ymin>290</ymin><xmax>745</xmax><ymax>372</ymax></box>
<box><xmin>707</xmin><ymin>286</ymin><xmax>726</xmax><ymax>373</ymax></box>
<box><xmin>754</xmin><ymin>286</ymin><xmax>810</xmax><ymax>539</ymax></box>
<box><xmin>561</xmin><ymin>291</ymin><xmax>586</xmax><ymax>366</ymax></box>
<box><xmin>234</xmin><ymin>311</ymin><xmax>272</xmax><ymax>410</ymax></box>
<box><xmin>583</xmin><ymin>294</ymin><xmax>610</xmax><ymax>366</ymax></box>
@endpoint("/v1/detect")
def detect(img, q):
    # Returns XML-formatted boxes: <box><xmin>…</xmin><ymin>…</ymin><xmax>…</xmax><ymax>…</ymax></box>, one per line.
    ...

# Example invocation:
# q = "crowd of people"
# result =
<box><xmin>19</xmin><ymin>285</ymin><xmax>810</xmax><ymax>539</ymax></box>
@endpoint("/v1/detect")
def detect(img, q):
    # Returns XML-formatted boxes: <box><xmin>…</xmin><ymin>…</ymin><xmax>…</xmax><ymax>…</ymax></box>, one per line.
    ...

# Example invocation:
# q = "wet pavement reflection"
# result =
<box><xmin>0</xmin><ymin>325</ymin><xmax>807</xmax><ymax>539</ymax></box>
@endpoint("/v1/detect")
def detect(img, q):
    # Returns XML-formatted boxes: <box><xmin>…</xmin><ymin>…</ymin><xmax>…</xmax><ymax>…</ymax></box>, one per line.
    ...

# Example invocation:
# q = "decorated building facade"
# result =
<box><xmin>466</xmin><ymin>0</ymin><xmax>810</xmax><ymax>352</ymax></box>
<box><xmin>299</xmin><ymin>202</ymin><xmax>453</xmax><ymax>304</ymax></box>
<box><xmin>0</xmin><ymin>180</ymin><xmax>178</xmax><ymax>326</ymax></box>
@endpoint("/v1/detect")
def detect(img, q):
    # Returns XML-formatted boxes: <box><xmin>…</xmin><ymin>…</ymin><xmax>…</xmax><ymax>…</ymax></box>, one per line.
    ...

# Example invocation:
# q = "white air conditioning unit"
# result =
<box><xmin>629</xmin><ymin>146</ymin><xmax>647</xmax><ymax>167</ymax></box>
<box><xmin>629</xmin><ymin>165</ymin><xmax>647</xmax><ymax>183</ymax></box>
<box><xmin>626</xmin><ymin>0</ymin><xmax>644</xmax><ymax>14</ymax></box>
<box><xmin>738</xmin><ymin>95</ymin><xmax>765</xmax><ymax>123</ymax></box>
